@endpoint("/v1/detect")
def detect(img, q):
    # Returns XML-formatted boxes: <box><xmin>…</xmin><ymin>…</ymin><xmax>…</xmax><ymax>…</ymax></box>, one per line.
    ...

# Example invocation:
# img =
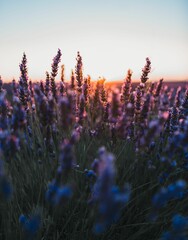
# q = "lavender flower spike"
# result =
<box><xmin>50</xmin><ymin>49</ymin><xmax>62</xmax><ymax>100</ymax></box>
<box><xmin>91</xmin><ymin>147</ymin><xmax>131</xmax><ymax>234</ymax></box>
<box><xmin>75</xmin><ymin>51</ymin><xmax>83</xmax><ymax>93</ymax></box>
<box><xmin>141</xmin><ymin>57</ymin><xmax>151</xmax><ymax>83</ymax></box>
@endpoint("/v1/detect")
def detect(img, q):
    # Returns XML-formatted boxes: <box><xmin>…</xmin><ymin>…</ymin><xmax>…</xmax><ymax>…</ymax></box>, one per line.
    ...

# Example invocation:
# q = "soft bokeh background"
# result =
<box><xmin>0</xmin><ymin>0</ymin><xmax>188</xmax><ymax>82</ymax></box>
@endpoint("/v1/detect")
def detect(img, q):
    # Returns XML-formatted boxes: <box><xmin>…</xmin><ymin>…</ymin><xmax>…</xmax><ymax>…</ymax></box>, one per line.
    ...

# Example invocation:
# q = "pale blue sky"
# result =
<box><xmin>0</xmin><ymin>0</ymin><xmax>188</xmax><ymax>81</ymax></box>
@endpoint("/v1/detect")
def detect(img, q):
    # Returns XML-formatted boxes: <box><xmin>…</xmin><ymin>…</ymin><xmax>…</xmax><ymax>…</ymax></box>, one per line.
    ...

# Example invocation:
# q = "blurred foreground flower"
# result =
<box><xmin>151</xmin><ymin>180</ymin><xmax>187</xmax><ymax>221</ymax></box>
<box><xmin>19</xmin><ymin>212</ymin><xmax>41</xmax><ymax>240</ymax></box>
<box><xmin>90</xmin><ymin>147</ymin><xmax>131</xmax><ymax>234</ymax></box>
<box><xmin>161</xmin><ymin>214</ymin><xmax>188</xmax><ymax>240</ymax></box>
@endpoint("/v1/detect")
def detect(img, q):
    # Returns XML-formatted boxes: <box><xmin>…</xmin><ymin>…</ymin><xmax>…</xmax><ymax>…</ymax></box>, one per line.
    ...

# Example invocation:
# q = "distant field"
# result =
<box><xmin>3</xmin><ymin>80</ymin><xmax>188</xmax><ymax>94</ymax></box>
<box><xmin>106</xmin><ymin>80</ymin><xmax>188</xmax><ymax>89</ymax></box>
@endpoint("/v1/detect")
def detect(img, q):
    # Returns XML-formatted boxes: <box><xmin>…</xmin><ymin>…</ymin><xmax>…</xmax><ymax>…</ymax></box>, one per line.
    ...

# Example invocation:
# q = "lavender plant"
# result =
<box><xmin>50</xmin><ymin>49</ymin><xmax>62</xmax><ymax>100</ymax></box>
<box><xmin>0</xmin><ymin>52</ymin><xmax>188</xmax><ymax>240</ymax></box>
<box><xmin>75</xmin><ymin>51</ymin><xmax>83</xmax><ymax>93</ymax></box>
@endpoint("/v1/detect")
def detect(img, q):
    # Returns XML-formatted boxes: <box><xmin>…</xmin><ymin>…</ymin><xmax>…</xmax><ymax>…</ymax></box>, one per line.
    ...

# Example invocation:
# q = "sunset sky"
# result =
<box><xmin>0</xmin><ymin>0</ymin><xmax>188</xmax><ymax>82</ymax></box>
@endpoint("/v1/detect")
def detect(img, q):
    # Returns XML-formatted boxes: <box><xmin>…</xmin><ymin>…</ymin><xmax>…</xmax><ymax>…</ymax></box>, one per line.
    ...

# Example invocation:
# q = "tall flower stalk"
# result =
<box><xmin>141</xmin><ymin>57</ymin><xmax>151</xmax><ymax>84</ymax></box>
<box><xmin>18</xmin><ymin>53</ymin><xmax>29</xmax><ymax>108</ymax></box>
<box><xmin>75</xmin><ymin>51</ymin><xmax>83</xmax><ymax>93</ymax></box>
<box><xmin>121</xmin><ymin>69</ymin><xmax>132</xmax><ymax>105</ymax></box>
<box><xmin>50</xmin><ymin>49</ymin><xmax>62</xmax><ymax>100</ymax></box>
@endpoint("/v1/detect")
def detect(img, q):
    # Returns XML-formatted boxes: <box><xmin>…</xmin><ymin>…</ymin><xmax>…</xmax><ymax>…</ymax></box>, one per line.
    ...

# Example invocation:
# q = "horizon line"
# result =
<box><xmin>1</xmin><ymin>78</ymin><xmax>188</xmax><ymax>84</ymax></box>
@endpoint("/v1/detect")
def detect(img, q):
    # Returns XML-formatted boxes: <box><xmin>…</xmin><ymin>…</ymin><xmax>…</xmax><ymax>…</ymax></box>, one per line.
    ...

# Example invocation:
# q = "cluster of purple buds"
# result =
<box><xmin>159</xmin><ymin>85</ymin><xmax>169</xmax><ymax>113</ymax></box>
<box><xmin>59</xmin><ymin>81</ymin><xmax>65</xmax><ymax>96</ymax></box>
<box><xmin>151</xmin><ymin>180</ymin><xmax>187</xmax><ymax>221</ymax></box>
<box><xmin>19</xmin><ymin>77</ymin><xmax>28</xmax><ymax>107</ymax></box>
<box><xmin>45</xmin><ymin>179</ymin><xmax>73</xmax><ymax>206</ymax></box>
<box><xmin>84</xmin><ymin>169</ymin><xmax>96</xmax><ymax>180</ymax></box>
<box><xmin>78</xmin><ymin>94</ymin><xmax>86</xmax><ymax>125</ymax></box>
<box><xmin>149</xmin><ymin>81</ymin><xmax>155</xmax><ymax>94</ymax></box>
<box><xmin>84</xmin><ymin>169</ymin><xmax>97</xmax><ymax>191</ymax></box>
<box><xmin>90</xmin><ymin>147</ymin><xmax>131</xmax><ymax>234</ymax></box>
<box><xmin>28</xmin><ymin>80</ymin><xmax>34</xmax><ymax>105</ymax></box>
<box><xmin>140</xmin><ymin>118</ymin><xmax>163</xmax><ymax>146</ymax></box>
<box><xmin>179</xmin><ymin>89</ymin><xmax>188</xmax><ymax>118</ymax></box>
<box><xmin>58</xmin><ymin>139</ymin><xmax>76</xmax><ymax>172</ymax></box>
<box><xmin>40</xmin><ymin>80</ymin><xmax>45</xmax><ymax>94</ymax></box>
<box><xmin>170</xmin><ymin>106</ymin><xmax>179</xmax><ymax>134</ymax></box>
<box><xmin>164</xmin><ymin>110</ymin><xmax>172</xmax><ymax>135</ymax></box>
<box><xmin>162</xmin><ymin>127</ymin><xmax>188</xmax><ymax>172</ymax></box>
<box><xmin>70</xmin><ymin>125</ymin><xmax>82</xmax><ymax>144</ymax></box>
<box><xmin>75</xmin><ymin>51</ymin><xmax>83</xmax><ymax>93</ymax></box>
<box><xmin>87</xmin><ymin>75</ymin><xmax>91</xmax><ymax>93</ymax></box>
<box><xmin>82</xmin><ymin>77</ymin><xmax>89</xmax><ymax>102</ymax></box>
<box><xmin>0</xmin><ymin>95</ymin><xmax>8</xmax><ymax>130</ymax></box>
<box><xmin>34</xmin><ymin>85</ymin><xmax>57</xmax><ymax>128</ymax></box>
<box><xmin>171</xmin><ymin>131</ymin><xmax>187</xmax><ymax>151</ymax></box>
<box><xmin>93</xmin><ymin>80</ymin><xmax>101</xmax><ymax>110</ymax></box>
<box><xmin>109</xmin><ymin>89</ymin><xmax>121</xmax><ymax>124</ymax></box>
<box><xmin>140</xmin><ymin>57</ymin><xmax>151</xmax><ymax>83</ymax></box>
<box><xmin>12</xmin><ymin>79</ymin><xmax>18</xmax><ymax>96</ymax></box>
<box><xmin>45</xmin><ymin>72</ymin><xmax>50</xmax><ymax>97</ymax></box>
<box><xmin>19</xmin><ymin>212</ymin><xmax>41</xmax><ymax>239</ymax></box>
<box><xmin>58</xmin><ymin>94</ymin><xmax>75</xmax><ymax>129</ymax></box>
<box><xmin>98</xmin><ymin>78</ymin><xmax>107</xmax><ymax>104</ymax></box>
<box><xmin>47</xmin><ymin>95</ymin><xmax>57</xmax><ymax>127</ymax></box>
<box><xmin>140</xmin><ymin>93</ymin><xmax>151</xmax><ymax>125</ymax></box>
<box><xmin>158</xmin><ymin>156</ymin><xmax>178</xmax><ymax>184</ymax></box>
<box><xmin>0</xmin><ymin>76</ymin><xmax>3</xmax><ymax>94</ymax></box>
<box><xmin>134</xmin><ymin>86</ymin><xmax>142</xmax><ymax>123</ymax></box>
<box><xmin>51</xmin><ymin>49</ymin><xmax>62</xmax><ymax>79</ymax></box>
<box><xmin>127</xmin><ymin>93</ymin><xmax>135</xmax><ymax>118</ymax></box>
<box><xmin>175</xmin><ymin>86</ymin><xmax>182</xmax><ymax>108</ymax></box>
<box><xmin>161</xmin><ymin>214</ymin><xmax>188</xmax><ymax>240</ymax></box>
<box><xmin>19</xmin><ymin>53</ymin><xmax>28</xmax><ymax>81</ymax></box>
<box><xmin>116</xmin><ymin>112</ymin><xmax>128</xmax><ymax>140</ymax></box>
<box><xmin>50</xmin><ymin>49</ymin><xmax>62</xmax><ymax>100</ymax></box>
<box><xmin>18</xmin><ymin>53</ymin><xmax>30</xmax><ymax>107</ymax></box>
<box><xmin>0</xmin><ymin>94</ymin><xmax>21</xmax><ymax>157</ymax></box>
<box><xmin>154</xmin><ymin>79</ymin><xmax>164</xmax><ymax>100</ymax></box>
<box><xmin>103</xmin><ymin>102</ymin><xmax>110</xmax><ymax>123</ymax></box>
<box><xmin>11</xmin><ymin>97</ymin><xmax>26</xmax><ymax>131</ymax></box>
<box><xmin>117</xmin><ymin>90</ymin><xmax>136</xmax><ymax>139</ymax></box>
<box><xmin>121</xmin><ymin>69</ymin><xmax>132</xmax><ymax>104</ymax></box>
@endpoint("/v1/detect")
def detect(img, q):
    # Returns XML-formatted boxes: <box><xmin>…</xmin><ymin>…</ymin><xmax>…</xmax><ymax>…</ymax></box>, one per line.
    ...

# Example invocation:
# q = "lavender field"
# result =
<box><xmin>0</xmin><ymin>50</ymin><xmax>188</xmax><ymax>239</ymax></box>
